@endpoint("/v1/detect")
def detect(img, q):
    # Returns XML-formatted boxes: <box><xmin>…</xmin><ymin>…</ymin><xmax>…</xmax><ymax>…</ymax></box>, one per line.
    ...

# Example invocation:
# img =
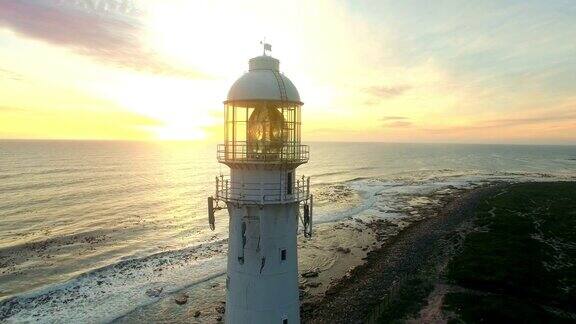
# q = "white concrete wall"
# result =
<box><xmin>229</xmin><ymin>169</ymin><xmax>296</xmax><ymax>203</ymax></box>
<box><xmin>225</xmin><ymin>168</ymin><xmax>300</xmax><ymax>324</ymax></box>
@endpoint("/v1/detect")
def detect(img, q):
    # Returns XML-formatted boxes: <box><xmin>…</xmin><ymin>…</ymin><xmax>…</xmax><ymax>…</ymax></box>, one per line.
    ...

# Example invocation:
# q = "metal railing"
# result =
<box><xmin>215</xmin><ymin>174</ymin><xmax>310</xmax><ymax>204</ymax></box>
<box><xmin>217</xmin><ymin>142</ymin><xmax>309</xmax><ymax>164</ymax></box>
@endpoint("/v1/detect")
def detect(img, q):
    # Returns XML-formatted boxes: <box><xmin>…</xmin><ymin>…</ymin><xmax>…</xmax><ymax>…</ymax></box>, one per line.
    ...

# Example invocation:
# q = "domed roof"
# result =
<box><xmin>226</xmin><ymin>55</ymin><xmax>301</xmax><ymax>104</ymax></box>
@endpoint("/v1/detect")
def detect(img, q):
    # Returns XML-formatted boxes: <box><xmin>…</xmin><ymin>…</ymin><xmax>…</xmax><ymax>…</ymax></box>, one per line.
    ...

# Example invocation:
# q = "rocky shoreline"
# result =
<box><xmin>116</xmin><ymin>183</ymin><xmax>499</xmax><ymax>323</ymax></box>
<box><xmin>0</xmin><ymin>182</ymin><xmax>503</xmax><ymax>323</ymax></box>
<box><xmin>301</xmin><ymin>184</ymin><xmax>502</xmax><ymax>323</ymax></box>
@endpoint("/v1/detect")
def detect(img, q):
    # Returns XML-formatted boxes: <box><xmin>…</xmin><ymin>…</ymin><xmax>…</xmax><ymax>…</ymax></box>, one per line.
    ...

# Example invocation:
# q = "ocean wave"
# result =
<box><xmin>0</xmin><ymin>229</ymin><xmax>119</xmax><ymax>258</ymax></box>
<box><xmin>0</xmin><ymin>240</ymin><xmax>228</xmax><ymax>323</ymax></box>
<box><xmin>312</xmin><ymin>170</ymin><xmax>350</xmax><ymax>178</ymax></box>
<box><xmin>0</xmin><ymin>167</ymin><xmax>96</xmax><ymax>180</ymax></box>
<box><xmin>0</xmin><ymin>180</ymin><xmax>184</xmax><ymax>214</ymax></box>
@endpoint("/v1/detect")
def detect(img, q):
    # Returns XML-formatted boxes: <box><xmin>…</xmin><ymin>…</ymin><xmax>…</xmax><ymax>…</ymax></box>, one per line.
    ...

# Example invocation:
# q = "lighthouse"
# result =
<box><xmin>208</xmin><ymin>44</ymin><xmax>312</xmax><ymax>324</ymax></box>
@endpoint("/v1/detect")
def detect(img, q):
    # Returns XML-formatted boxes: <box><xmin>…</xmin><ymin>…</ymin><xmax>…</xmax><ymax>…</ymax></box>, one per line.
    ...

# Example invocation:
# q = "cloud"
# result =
<box><xmin>383</xmin><ymin>121</ymin><xmax>412</xmax><ymax>128</ymax></box>
<box><xmin>0</xmin><ymin>0</ymin><xmax>205</xmax><ymax>78</ymax></box>
<box><xmin>380</xmin><ymin>116</ymin><xmax>412</xmax><ymax>128</ymax></box>
<box><xmin>366</xmin><ymin>85</ymin><xmax>412</xmax><ymax>99</ymax></box>
<box><xmin>378</xmin><ymin>116</ymin><xmax>412</xmax><ymax>128</ymax></box>
<box><xmin>424</xmin><ymin>107</ymin><xmax>576</xmax><ymax>134</ymax></box>
<box><xmin>0</xmin><ymin>106</ymin><xmax>28</xmax><ymax>112</ymax></box>
<box><xmin>483</xmin><ymin>110</ymin><xmax>576</xmax><ymax>127</ymax></box>
<box><xmin>0</xmin><ymin>67</ymin><xmax>25</xmax><ymax>81</ymax></box>
<box><xmin>306</xmin><ymin>127</ymin><xmax>363</xmax><ymax>135</ymax></box>
<box><xmin>380</xmin><ymin>116</ymin><xmax>408</xmax><ymax>121</ymax></box>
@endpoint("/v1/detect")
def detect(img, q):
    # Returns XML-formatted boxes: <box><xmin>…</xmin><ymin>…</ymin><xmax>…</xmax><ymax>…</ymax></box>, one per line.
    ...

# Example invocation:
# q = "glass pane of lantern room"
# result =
<box><xmin>225</xmin><ymin>104</ymin><xmax>234</xmax><ymax>159</ymax></box>
<box><xmin>226</xmin><ymin>104</ymin><xmax>234</xmax><ymax>144</ymax></box>
<box><xmin>236</xmin><ymin>118</ymin><xmax>246</xmax><ymax>143</ymax></box>
<box><xmin>235</xmin><ymin>105</ymin><xmax>249</xmax><ymax>143</ymax></box>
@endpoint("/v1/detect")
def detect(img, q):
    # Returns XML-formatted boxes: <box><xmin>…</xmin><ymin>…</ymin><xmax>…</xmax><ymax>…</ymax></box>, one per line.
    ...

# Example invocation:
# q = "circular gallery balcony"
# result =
<box><xmin>217</xmin><ymin>142</ymin><xmax>309</xmax><ymax>168</ymax></box>
<box><xmin>215</xmin><ymin>175</ymin><xmax>310</xmax><ymax>205</ymax></box>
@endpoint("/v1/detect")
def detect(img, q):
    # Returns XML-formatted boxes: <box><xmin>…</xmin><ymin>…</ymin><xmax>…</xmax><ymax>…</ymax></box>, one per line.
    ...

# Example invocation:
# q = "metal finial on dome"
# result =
<box><xmin>260</xmin><ymin>39</ymin><xmax>272</xmax><ymax>56</ymax></box>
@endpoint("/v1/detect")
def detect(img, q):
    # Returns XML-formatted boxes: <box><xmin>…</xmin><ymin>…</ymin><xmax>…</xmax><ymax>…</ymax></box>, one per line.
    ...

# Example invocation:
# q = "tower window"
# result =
<box><xmin>281</xmin><ymin>248</ymin><xmax>287</xmax><ymax>261</ymax></box>
<box><xmin>286</xmin><ymin>172</ymin><xmax>293</xmax><ymax>195</ymax></box>
<box><xmin>283</xmin><ymin>319</ymin><xmax>288</xmax><ymax>324</ymax></box>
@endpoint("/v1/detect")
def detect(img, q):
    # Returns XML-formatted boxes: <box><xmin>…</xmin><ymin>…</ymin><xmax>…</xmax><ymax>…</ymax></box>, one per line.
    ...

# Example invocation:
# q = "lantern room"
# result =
<box><xmin>218</xmin><ymin>54</ymin><xmax>308</xmax><ymax>166</ymax></box>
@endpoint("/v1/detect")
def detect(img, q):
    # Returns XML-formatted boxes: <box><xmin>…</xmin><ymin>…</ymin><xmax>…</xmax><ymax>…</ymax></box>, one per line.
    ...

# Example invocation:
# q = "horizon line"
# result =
<box><xmin>1</xmin><ymin>138</ymin><xmax>575</xmax><ymax>147</ymax></box>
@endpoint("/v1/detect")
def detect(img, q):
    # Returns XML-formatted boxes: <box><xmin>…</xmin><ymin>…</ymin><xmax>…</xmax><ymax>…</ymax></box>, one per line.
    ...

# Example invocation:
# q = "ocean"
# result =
<box><xmin>1</xmin><ymin>140</ymin><xmax>575</xmax><ymax>322</ymax></box>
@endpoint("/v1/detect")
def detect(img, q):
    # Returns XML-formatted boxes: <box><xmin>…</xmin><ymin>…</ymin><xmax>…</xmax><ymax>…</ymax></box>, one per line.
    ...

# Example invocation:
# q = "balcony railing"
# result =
<box><xmin>215</xmin><ymin>174</ymin><xmax>310</xmax><ymax>204</ymax></box>
<box><xmin>217</xmin><ymin>142</ymin><xmax>309</xmax><ymax>164</ymax></box>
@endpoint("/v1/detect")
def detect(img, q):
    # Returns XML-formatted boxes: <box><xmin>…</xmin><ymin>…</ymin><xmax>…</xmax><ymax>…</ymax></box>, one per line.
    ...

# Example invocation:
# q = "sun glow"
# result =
<box><xmin>131</xmin><ymin>0</ymin><xmax>370</xmax><ymax>141</ymax></box>
<box><xmin>89</xmin><ymin>0</ymin><xmax>304</xmax><ymax>141</ymax></box>
<box><xmin>121</xmin><ymin>0</ymin><xmax>309</xmax><ymax>141</ymax></box>
<box><xmin>153</xmin><ymin>123</ymin><xmax>206</xmax><ymax>140</ymax></box>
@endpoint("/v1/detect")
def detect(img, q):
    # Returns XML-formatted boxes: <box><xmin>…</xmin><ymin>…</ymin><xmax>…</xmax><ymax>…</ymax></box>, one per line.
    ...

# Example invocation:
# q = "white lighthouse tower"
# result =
<box><xmin>208</xmin><ymin>44</ymin><xmax>312</xmax><ymax>324</ymax></box>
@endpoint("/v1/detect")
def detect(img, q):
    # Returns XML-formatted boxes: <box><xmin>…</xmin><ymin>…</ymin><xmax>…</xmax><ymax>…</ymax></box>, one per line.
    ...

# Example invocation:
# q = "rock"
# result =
<box><xmin>145</xmin><ymin>287</ymin><xmax>163</xmax><ymax>298</ymax></box>
<box><xmin>174</xmin><ymin>293</ymin><xmax>188</xmax><ymax>305</ymax></box>
<box><xmin>336</xmin><ymin>247</ymin><xmax>351</xmax><ymax>254</ymax></box>
<box><xmin>299</xmin><ymin>289</ymin><xmax>313</xmax><ymax>300</ymax></box>
<box><xmin>306</xmin><ymin>282</ymin><xmax>322</xmax><ymax>288</ymax></box>
<box><xmin>193</xmin><ymin>311</ymin><xmax>201</xmax><ymax>317</ymax></box>
<box><xmin>215</xmin><ymin>305</ymin><xmax>226</xmax><ymax>314</ymax></box>
<box><xmin>302</xmin><ymin>270</ymin><xmax>319</xmax><ymax>278</ymax></box>
<box><xmin>325</xmin><ymin>289</ymin><xmax>337</xmax><ymax>295</ymax></box>
<box><xmin>301</xmin><ymin>302</ymin><xmax>314</xmax><ymax>312</ymax></box>
<box><xmin>216</xmin><ymin>315</ymin><xmax>223</xmax><ymax>321</ymax></box>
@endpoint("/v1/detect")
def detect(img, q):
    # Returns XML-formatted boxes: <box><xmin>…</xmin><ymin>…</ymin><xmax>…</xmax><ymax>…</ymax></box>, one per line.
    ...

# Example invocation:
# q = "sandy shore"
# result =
<box><xmin>301</xmin><ymin>184</ymin><xmax>501</xmax><ymax>324</ymax></box>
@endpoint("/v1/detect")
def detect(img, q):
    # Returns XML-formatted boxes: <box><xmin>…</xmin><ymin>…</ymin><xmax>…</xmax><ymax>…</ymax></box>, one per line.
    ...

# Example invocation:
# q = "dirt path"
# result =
<box><xmin>301</xmin><ymin>186</ymin><xmax>500</xmax><ymax>324</ymax></box>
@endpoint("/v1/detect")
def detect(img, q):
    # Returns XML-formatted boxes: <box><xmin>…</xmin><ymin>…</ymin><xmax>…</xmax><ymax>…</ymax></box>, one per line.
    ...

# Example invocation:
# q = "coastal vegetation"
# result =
<box><xmin>444</xmin><ymin>182</ymin><xmax>576</xmax><ymax>322</ymax></box>
<box><xmin>366</xmin><ymin>182</ymin><xmax>576</xmax><ymax>323</ymax></box>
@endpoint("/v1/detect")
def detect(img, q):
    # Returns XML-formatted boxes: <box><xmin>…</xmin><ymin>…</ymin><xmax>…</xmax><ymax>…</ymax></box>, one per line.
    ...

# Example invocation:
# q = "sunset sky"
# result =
<box><xmin>0</xmin><ymin>0</ymin><xmax>575</xmax><ymax>144</ymax></box>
